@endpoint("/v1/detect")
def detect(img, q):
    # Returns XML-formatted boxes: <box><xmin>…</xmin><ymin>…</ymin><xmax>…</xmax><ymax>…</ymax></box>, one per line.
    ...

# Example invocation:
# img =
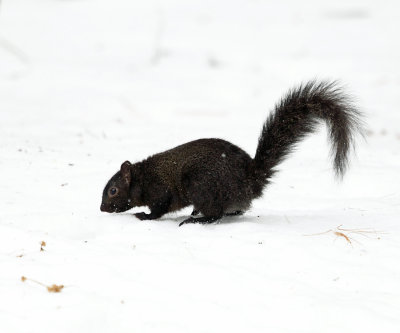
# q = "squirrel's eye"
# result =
<box><xmin>109</xmin><ymin>187</ymin><xmax>118</xmax><ymax>197</ymax></box>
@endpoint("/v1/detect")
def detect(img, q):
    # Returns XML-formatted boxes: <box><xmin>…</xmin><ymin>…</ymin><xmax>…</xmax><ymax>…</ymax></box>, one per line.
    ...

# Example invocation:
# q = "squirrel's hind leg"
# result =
<box><xmin>191</xmin><ymin>209</ymin><xmax>200</xmax><ymax>216</ymax></box>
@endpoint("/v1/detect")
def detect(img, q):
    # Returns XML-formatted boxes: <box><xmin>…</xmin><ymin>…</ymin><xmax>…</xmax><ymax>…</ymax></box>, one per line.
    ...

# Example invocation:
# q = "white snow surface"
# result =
<box><xmin>1</xmin><ymin>0</ymin><xmax>400</xmax><ymax>332</ymax></box>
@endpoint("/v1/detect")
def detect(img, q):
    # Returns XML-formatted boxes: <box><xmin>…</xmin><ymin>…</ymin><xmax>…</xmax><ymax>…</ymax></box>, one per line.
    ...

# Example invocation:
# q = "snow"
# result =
<box><xmin>1</xmin><ymin>0</ymin><xmax>400</xmax><ymax>332</ymax></box>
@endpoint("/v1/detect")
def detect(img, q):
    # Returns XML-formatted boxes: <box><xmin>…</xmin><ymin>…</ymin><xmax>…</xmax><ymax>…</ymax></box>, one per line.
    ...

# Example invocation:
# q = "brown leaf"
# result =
<box><xmin>47</xmin><ymin>284</ymin><xmax>64</xmax><ymax>293</ymax></box>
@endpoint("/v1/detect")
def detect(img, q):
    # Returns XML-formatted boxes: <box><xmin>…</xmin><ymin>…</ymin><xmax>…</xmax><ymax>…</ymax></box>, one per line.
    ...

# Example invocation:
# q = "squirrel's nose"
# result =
<box><xmin>100</xmin><ymin>203</ymin><xmax>107</xmax><ymax>212</ymax></box>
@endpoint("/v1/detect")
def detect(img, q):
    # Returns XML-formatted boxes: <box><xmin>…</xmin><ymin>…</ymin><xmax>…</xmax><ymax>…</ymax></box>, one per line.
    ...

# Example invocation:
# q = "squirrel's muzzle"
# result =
<box><xmin>100</xmin><ymin>203</ymin><xmax>109</xmax><ymax>212</ymax></box>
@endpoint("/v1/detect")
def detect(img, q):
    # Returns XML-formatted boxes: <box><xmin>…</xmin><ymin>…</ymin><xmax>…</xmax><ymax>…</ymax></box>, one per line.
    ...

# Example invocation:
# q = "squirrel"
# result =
<box><xmin>100</xmin><ymin>80</ymin><xmax>363</xmax><ymax>226</ymax></box>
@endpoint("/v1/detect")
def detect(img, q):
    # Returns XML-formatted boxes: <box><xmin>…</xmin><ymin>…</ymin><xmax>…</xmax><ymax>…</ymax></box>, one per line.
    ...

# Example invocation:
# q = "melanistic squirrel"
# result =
<box><xmin>100</xmin><ymin>80</ymin><xmax>363</xmax><ymax>226</ymax></box>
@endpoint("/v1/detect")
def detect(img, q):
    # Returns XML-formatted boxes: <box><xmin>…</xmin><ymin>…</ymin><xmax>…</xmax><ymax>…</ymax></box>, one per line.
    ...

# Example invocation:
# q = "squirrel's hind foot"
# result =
<box><xmin>225</xmin><ymin>210</ymin><xmax>244</xmax><ymax>216</ymax></box>
<box><xmin>179</xmin><ymin>215</ymin><xmax>221</xmax><ymax>227</ymax></box>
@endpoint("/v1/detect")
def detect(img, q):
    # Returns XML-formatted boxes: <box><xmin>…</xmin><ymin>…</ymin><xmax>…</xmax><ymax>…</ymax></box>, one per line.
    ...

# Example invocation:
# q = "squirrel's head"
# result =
<box><xmin>100</xmin><ymin>161</ymin><xmax>138</xmax><ymax>213</ymax></box>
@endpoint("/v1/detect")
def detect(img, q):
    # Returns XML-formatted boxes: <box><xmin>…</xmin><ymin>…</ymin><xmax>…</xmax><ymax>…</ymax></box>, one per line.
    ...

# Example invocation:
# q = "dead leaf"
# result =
<box><xmin>47</xmin><ymin>284</ymin><xmax>64</xmax><ymax>293</ymax></box>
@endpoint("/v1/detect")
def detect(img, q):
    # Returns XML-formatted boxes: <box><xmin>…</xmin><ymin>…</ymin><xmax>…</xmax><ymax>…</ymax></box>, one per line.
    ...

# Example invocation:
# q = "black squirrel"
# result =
<box><xmin>100</xmin><ymin>80</ymin><xmax>363</xmax><ymax>226</ymax></box>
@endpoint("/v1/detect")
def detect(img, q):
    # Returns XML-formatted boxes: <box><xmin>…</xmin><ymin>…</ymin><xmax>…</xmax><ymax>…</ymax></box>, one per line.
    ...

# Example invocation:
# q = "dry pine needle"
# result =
<box><xmin>304</xmin><ymin>224</ymin><xmax>384</xmax><ymax>246</ymax></box>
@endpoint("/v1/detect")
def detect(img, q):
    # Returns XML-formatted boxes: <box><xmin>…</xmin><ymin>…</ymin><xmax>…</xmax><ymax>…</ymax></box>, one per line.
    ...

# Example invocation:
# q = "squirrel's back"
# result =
<box><xmin>143</xmin><ymin>139</ymin><xmax>256</xmax><ymax>207</ymax></box>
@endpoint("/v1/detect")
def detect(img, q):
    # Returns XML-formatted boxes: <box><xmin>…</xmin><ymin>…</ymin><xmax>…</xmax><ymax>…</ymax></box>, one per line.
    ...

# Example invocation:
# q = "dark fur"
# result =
<box><xmin>100</xmin><ymin>80</ymin><xmax>363</xmax><ymax>225</ymax></box>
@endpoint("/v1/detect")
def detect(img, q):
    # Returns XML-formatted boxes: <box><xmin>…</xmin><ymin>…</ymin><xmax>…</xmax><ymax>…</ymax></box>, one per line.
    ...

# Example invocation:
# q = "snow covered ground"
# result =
<box><xmin>1</xmin><ymin>0</ymin><xmax>400</xmax><ymax>332</ymax></box>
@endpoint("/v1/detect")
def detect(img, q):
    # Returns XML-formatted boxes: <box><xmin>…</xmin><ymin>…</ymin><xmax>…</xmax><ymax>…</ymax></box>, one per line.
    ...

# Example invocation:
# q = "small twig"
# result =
<box><xmin>150</xmin><ymin>9</ymin><xmax>166</xmax><ymax>65</ymax></box>
<box><xmin>0</xmin><ymin>35</ymin><xmax>31</xmax><ymax>79</ymax></box>
<box><xmin>0</xmin><ymin>37</ymin><xmax>30</xmax><ymax>65</ymax></box>
<box><xmin>21</xmin><ymin>276</ymin><xmax>64</xmax><ymax>293</ymax></box>
<box><xmin>284</xmin><ymin>215</ymin><xmax>291</xmax><ymax>224</ymax></box>
<box><xmin>304</xmin><ymin>229</ymin><xmax>333</xmax><ymax>237</ymax></box>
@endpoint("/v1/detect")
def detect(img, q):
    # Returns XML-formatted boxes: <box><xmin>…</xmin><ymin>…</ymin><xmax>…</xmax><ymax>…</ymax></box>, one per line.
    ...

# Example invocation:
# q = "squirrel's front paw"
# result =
<box><xmin>134</xmin><ymin>212</ymin><xmax>150</xmax><ymax>220</ymax></box>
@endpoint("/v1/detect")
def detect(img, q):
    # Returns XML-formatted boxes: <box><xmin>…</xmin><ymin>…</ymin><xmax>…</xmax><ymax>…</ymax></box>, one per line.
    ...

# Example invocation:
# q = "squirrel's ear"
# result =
<box><xmin>120</xmin><ymin>161</ymin><xmax>132</xmax><ymax>185</ymax></box>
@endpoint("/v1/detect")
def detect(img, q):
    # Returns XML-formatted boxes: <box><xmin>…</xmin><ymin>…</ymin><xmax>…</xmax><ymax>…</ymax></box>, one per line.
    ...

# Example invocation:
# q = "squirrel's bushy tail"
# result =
<box><xmin>253</xmin><ymin>80</ymin><xmax>363</xmax><ymax>186</ymax></box>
